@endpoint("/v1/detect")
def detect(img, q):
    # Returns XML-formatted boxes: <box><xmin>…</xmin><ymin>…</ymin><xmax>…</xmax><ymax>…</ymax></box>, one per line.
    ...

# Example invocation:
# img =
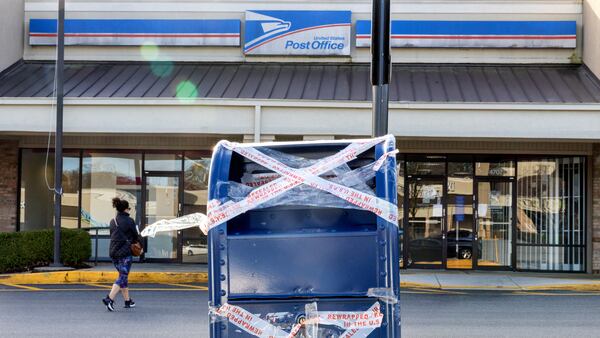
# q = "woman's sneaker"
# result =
<box><xmin>102</xmin><ymin>296</ymin><xmax>115</xmax><ymax>311</ymax></box>
<box><xmin>124</xmin><ymin>299</ymin><xmax>136</xmax><ymax>308</ymax></box>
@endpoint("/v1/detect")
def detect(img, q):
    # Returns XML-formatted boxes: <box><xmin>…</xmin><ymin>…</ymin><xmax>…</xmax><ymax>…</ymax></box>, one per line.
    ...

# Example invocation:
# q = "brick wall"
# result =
<box><xmin>0</xmin><ymin>140</ymin><xmax>18</xmax><ymax>232</ymax></box>
<box><xmin>593</xmin><ymin>145</ymin><xmax>600</xmax><ymax>273</ymax></box>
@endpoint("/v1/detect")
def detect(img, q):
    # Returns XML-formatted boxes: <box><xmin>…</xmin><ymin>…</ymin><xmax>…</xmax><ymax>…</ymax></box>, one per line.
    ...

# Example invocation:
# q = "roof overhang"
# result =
<box><xmin>1</xmin><ymin>98</ymin><xmax>599</xmax><ymax>141</ymax></box>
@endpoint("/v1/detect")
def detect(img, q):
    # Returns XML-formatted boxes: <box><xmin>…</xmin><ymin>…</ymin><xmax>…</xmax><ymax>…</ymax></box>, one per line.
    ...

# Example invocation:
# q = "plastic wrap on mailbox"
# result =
<box><xmin>203</xmin><ymin>138</ymin><xmax>399</xmax><ymax>234</ymax></box>
<box><xmin>210</xmin><ymin>301</ymin><xmax>383</xmax><ymax>338</ymax></box>
<box><xmin>221</xmin><ymin>147</ymin><xmax>390</xmax><ymax>211</ymax></box>
<box><xmin>367</xmin><ymin>287</ymin><xmax>399</xmax><ymax>305</ymax></box>
<box><xmin>140</xmin><ymin>136</ymin><xmax>399</xmax><ymax>237</ymax></box>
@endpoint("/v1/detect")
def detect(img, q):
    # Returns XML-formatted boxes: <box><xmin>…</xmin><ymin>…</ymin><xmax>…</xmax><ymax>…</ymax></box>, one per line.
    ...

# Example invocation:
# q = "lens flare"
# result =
<box><xmin>150</xmin><ymin>62</ymin><xmax>174</xmax><ymax>78</ymax></box>
<box><xmin>176</xmin><ymin>81</ymin><xmax>198</xmax><ymax>102</ymax></box>
<box><xmin>140</xmin><ymin>42</ymin><xmax>159</xmax><ymax>61</ymax></box>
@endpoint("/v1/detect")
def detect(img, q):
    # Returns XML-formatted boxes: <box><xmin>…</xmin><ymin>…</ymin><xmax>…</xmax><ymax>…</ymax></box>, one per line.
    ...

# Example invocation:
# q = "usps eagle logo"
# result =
<box><xmin>244</xmin><ymin>11</ymin><xmax>292</xmax><ymax>52</ymax></box>
<box><xmin>243</xmin><ymin>10</ymin><xmax>351</xmax><ymax>55</ymax></box>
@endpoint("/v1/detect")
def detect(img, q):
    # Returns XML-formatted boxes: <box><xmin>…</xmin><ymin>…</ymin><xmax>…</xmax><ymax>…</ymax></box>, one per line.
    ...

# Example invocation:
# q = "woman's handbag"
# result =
<box><xmin>130</xmin><ymin>241</ymin><xmax>143</xmax><ymax>257</ymax></box>
<box><xmin>114</xmin><ymin>217</ymin><xmax>144</xmax><ymax>257</ymax></box>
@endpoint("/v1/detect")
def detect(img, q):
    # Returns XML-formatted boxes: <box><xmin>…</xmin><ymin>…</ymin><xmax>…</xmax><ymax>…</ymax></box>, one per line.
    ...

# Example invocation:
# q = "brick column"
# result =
<box><xmin>593</xmin><ymin>145</ymin><xmax>600</xmax><ymax>273</ymax></box>
<box><xmin>0</xmin><ymin>140</ymin><xmax>18</xmax><ymax>232</ymax></box>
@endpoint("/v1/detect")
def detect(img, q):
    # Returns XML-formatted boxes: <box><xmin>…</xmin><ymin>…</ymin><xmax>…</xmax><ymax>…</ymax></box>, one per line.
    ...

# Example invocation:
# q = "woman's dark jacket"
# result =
<box><xmin>109</xmin><ymin>211</ymin><xmax>142</xmax><ymax>259</ymax></box>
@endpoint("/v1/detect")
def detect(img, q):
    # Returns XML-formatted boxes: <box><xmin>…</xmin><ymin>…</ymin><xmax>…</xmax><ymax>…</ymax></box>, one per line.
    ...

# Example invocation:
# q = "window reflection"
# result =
<box><xmin>516</xmin><ymin>157</ymin><xmax>585</xmax><ymax>271</ymax></box>
<box><xmin>182</xmin><ymin>153</ymin><xmax>210</xmax><ymax>263</ymax></box>
<box><xmin>407</xmin><ymin>161</ymin><xmax>445</xmax><ymax>176</ymax></box>
<box><xmin>144</xmin><ymin>153</ymin><xmax>182</xmax><ymax>171</ymax></box>
<box><xmin>407</xmin><ymin>180</ymin><xmax>444</xmax><ymax>266</ymax></box>
<box><xmin>81</xmin><ymin>152</ymin><xmax>142</xmax><ymax>233</ymax></box>
<box><xmin>475</xmin><ymin>161</ymin><xmax>515</xmax><ymax>177</ymax></box>
<box><xmin>448</xmin><ymin>162</ymin><xmax>473</xmax><ymax>177</ymax></box>
<box><xmin>19</xmin><ymin>150</ymin><xmax>79</xmax><ymax>231</ymax></box>
<box><xmin>397</xmin><ymin>160</ymin><xmax>404</xmax><ymax>268</ymax></box>
<box><xmin>447</xmin><ymin>177</ymin><xmax>474</xmax><ymax>269</ymax></box>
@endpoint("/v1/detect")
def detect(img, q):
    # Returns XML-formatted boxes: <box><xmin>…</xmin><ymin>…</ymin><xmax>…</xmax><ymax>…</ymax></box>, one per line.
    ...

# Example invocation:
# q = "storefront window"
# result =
<box><xmin>19</xmin><ymin>150</ymin><xmax>80</xmax><ymax>231</ymax></box>
<box><xmin>406</xmin><ymin>159</ymin><xmax>445</xmax><ymax>176</ymax></box>
<box><xmin>516</xmin><ymin>157</ymin><xmax>586</xmax><ymax>271</ymax></box>
<box><xmin>448</xmin><ymin>162</ymin><xmax>473</xmax><ymax>177</ymax></box>
<box><xmin>397</xmin><ymin>159</ymin><xmax>404</xmax><ymax>267</ymax></box>
<box><xmin>81</xmin><ymin>152</ymin><xmax>142</xmax><ymax>231</ymax></box>
<box><xmin>144</xmin><ymin>153</ymin><xmax>183</xmax><ymax>171</ymax></box>
<box><xmin>182</xmin><ymin>152</ymin><xmax>210</xmax><ymax>263</ymax></box>
<box><xmin>475</xmin><ymin>160</ymin><xmax>515</xmax><ymax>177</ymax></box>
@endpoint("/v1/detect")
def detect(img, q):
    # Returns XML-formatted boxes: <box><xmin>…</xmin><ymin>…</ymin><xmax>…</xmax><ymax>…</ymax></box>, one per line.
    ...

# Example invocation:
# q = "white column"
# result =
<box><xmin>243</xmin><ymin>134</ymin><xmax>275</xmax><ymax>143</ymax></box>
<box><xmin>302</xmin><ymin>135</ymin><xmax>335</xmax><ymax>141</ymax></box>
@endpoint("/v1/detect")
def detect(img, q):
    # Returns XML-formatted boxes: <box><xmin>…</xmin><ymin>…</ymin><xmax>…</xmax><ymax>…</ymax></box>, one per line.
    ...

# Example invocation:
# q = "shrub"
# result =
<box><xmin>0</xmin><ymin>229</ymin><xmax>91</xmax><ymax>273</ymax></box>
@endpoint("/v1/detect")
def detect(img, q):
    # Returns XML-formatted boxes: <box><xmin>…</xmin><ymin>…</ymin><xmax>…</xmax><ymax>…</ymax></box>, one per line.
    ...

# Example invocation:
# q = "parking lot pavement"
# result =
<box><xmin>0</xmin><ymin>283</ymin><xmax>209</xmax><ymax>338</ymax></box>
<box><xmin>2</xmin><ymin>284</ymin><xmax>600</xmax><ymax>337</ymax></box>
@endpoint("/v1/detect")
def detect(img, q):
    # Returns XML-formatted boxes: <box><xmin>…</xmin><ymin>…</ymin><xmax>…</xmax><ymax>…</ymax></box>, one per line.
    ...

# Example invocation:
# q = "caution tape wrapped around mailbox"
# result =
<box><xmin>142</xmin><ymin>135</ymin><xmax>398</xmax><ymax>238</ymax></box>
<box><xmin>209</xmin><ymin>301</ymin><xmax>384</xmax><ymax>338</ymax></box>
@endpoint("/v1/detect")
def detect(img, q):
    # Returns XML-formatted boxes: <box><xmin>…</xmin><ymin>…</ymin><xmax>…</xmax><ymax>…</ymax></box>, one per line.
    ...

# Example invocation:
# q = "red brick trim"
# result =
<box><xmin>0</xmin><ymin>140</ymin><xmax>18</xmax><ymax>232</ymax></box>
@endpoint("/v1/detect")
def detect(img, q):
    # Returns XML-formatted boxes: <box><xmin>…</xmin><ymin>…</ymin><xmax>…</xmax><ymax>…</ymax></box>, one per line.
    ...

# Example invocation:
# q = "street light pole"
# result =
<box><xmin>371</xmin><ymin>0</ymin><xmax>391</xmax><ymax>137</ymax></box>
<box><xmin>51</xmin><ymin>0</ymin><xmax>65</xmax><ymax>267</ymax></box>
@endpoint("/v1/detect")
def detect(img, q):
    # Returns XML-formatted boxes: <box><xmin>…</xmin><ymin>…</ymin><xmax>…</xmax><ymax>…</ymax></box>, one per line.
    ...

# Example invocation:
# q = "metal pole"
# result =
<box><xmin>95</xmin><ymin>229</ymin><xmax>99</xmax><ymax>266</ymax></box>
<box><xmin>51</xmin><ymin>0</ymin><xmax>65</xmax><ymax>267</ymax></box>
<box><xmin>371</xmin><ymin>0</ymin><xmax>391</xmax><ymax>137</ymax></box>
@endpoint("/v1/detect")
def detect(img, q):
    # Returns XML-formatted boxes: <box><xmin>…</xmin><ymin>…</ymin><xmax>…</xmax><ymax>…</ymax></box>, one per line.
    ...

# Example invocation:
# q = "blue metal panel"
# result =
<box><xmin>356</xmin><ymin>20</ymin><xmax>577</xmax><ymax>49</ymax></box>
<box><xmin>30</xmin><ymin>19</ymin><xmax>241</xmax><ymax>34</ymax></box>
<box><xmin>356</xmin><ymin>20</ymin><xmax>576</xmax><ymax>36</ymax></box>
<box><xmin>29</xmin><ymin>19</ymin><xmax>241</xmax><ymax>46</ymax></box>
<box><xmin>228</xmin><ymin>233</ymin><xmax>378</xmax><ymax>297</ymax></box>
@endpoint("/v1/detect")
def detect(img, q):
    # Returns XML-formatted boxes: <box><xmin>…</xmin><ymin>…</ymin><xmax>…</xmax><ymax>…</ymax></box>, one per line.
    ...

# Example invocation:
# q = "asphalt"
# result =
<box><xmin>1</xmin><ymin>284</ymin><xmax>600</xmax><ymax>338</ymax></box>
<box><xmin>401</xmin><ymin>290</ymin><xmax>600</xmax><ymax>338</ymax></box>
<box><xmin>0</xmin><ymin>284</ymin><xmax>207</xmax><ymax>338</ymax></box>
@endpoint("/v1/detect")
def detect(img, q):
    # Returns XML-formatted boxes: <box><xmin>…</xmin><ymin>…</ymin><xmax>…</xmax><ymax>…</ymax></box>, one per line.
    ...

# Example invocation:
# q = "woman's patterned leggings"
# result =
<box><xmin>112</xmin><ymin>256</ymin><xmax>133</xmax><ymax>288</ymax></box>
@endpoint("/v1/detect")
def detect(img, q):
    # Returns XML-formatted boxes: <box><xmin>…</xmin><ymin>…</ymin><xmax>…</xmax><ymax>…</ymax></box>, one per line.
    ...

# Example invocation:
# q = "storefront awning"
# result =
<box><xmin>1</xmin><ymin>62</ymin><xmax>599</xmax><ymax>103</ymax></box>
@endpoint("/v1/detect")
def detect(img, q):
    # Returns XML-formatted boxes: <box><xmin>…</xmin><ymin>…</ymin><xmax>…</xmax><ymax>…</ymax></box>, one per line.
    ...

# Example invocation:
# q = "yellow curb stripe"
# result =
<box><xmin>0</xmin><ymin>271</ymin><xmax>208</xmax><ymax>285</ymax></box>
<box><xmin>441</xmin><ymin>285</ymin><xmax>521</xmax><ymax>290</ymax></box>
<box><xmin>521</xmin><ymin>284</ymin><xmax>600</xmax><ymax>292</ymax></box>
<box><xmin>0</xmin><ymin>283</ymin><xmax>42</xmax><ymax>291</ymax></box>
<box><xmin>85</xmin><ymin>283</ymin><xmax>112</xmax><ymax>289</ymax></box>
<box><xmin>0</xmin><ymin>288</ymin><xmax>205</xmax><ymax>292</ymax></box>
<box><xmin>508</xmin><ymin>291</ymin><xmax>600</xmax><ymax>296</ymax></box>
<box><xmin>400</xmin><ymin>282</ymin><xmax>440</xmax><ymax>289</ymax></box>
<box><xmin>164</xmin><ymin>283</ymin><xmax>208</xmax><ymax>290</ymax></box>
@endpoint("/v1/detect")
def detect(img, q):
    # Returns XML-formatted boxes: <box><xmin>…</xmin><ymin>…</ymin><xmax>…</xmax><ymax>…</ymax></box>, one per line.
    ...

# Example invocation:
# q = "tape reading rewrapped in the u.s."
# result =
<box><xmin>213</xmin><ymin>302</ymin><xmax>383</xmax><ymax>338</ymax></box>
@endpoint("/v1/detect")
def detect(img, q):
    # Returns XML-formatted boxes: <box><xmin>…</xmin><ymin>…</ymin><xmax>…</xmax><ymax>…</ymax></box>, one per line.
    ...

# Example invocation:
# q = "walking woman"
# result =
<box><xmin>102</xmin><ymin>197</ymin><xmax>143</xmax><ymax>311</ymax></box>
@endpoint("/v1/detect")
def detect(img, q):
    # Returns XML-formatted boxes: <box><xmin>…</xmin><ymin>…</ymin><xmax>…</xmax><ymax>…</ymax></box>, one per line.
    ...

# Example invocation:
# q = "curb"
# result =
<box><xmin>520</xmin><ymin>284</ymin><xmax>600</xmax><ymax>292</ymax></box>
<box><xmin>399</xmin><ymin>281</ymin><xmax>600</xmax><ymax>292</ymax></box>
<box><xmin>0</xmin><ymin>271</ymin><xmax>208</xmax><ymax>285</ymax></box>
<box><xmin>2</xmin><ymin>272</ymin><xmax>599</xmax><ymax>292</ymax></box>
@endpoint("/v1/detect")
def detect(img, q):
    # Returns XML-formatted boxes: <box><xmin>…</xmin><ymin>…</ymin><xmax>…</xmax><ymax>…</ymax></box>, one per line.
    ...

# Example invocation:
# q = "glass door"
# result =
<box><xmin>446</xmin><ymin>176</ymin><xmax>475</xmax><ymax>269</ymax></box>
<box><xmin>143</xmin><ymin>173</ymin><xmax>182</xmax><ymax>261</ymax></box>
<box><xmin>476</xmin><ymin>180</ymin><xmax>513</xmax><ymax>268</ymax></box>
<box><xmin>406</xmin><ymin>178</ymin><xmax>445</xmax><ymax>268</ymax></box>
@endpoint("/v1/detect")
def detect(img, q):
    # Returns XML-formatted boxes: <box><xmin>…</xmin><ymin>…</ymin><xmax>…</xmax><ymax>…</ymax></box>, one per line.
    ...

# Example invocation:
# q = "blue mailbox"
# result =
<box><xmin>207</xmin><ymin>135</ymin><xmax>400</xmax><ymax>337</ymax></box>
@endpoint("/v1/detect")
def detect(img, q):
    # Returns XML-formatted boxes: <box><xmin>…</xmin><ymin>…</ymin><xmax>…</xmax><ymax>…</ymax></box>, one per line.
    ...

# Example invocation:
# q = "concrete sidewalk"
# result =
<box><xmin>401</xmin><ymin>269</ymin><xmax>600</xmax><ymax>291</ymax></box>
<box><xmin>2</xmin><ymin>263</ymin><xmax>600</xmax><ymax>291</ymax></box>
